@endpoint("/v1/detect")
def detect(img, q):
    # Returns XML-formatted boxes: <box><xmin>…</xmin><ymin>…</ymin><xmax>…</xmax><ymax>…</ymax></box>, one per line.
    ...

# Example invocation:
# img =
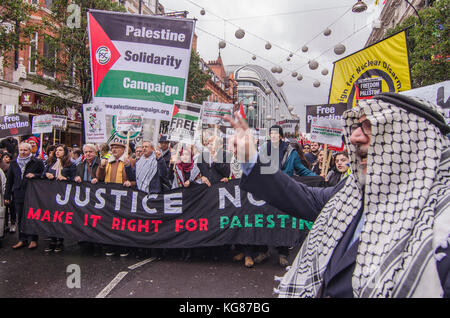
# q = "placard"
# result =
<box><xmin>83</xmin><ymin>103</ymin><xmax>107</xmax><ymax>144</ymax></box>
<box><xmin>115</xmin><ymin>112</ymin><xmax>143</xmax><ymax>132</ymax></box>
<box><xmin>201</xmin><ymin>102</ymin><xmax>233</xmax><ymax>126</ymax></box>
<box><xmin>310</xmin><ymin>117</ymin><xmax>344</xmax><ymax>147</ymax></box>
<box><xmin>168</xmin><ymin>101</ymin><xmax>202</xmax><ymax>144</ymax></box>
<box><xmin>32</xmin><ymin>114</ymin><xmax>53</xmax><ymax>134</ymax></box>
<box><xmin>87</xmin><ymin>10</ymin><xmax>195</xmax><ymax>120</ymax></box>
<box><xmin>0</xmin><ymin>114</ymin><xmax>31</xmax><ymax>138</ymax></box>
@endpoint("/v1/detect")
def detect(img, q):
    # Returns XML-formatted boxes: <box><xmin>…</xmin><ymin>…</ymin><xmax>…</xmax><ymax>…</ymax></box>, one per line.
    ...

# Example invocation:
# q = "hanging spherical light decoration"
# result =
<box><xmin>323</xmin><ymin>28</ymin><xmax>332</xmax><ymax>36</ymax></box>
<box><xmin>266</xmin><ymin>115</ymin><xmax>272</xmax><ymax>121</ymax></box>
<box><xmin>286</xmin><ymin>57</ymin><xmax>291</xmax><ymax>62</ymax></box>
<box><xmin>313</xmin><ymin>80</ymin><xmax>321</xmax><ymax>88</ymax></box>
<box><xmin>218</xmin><ymin>40</ymin><xmax>226</xmax><ymax>49</ymax></box>
<box><xmin>275</xmin><ymin>105</ymin><xmax>279</xmax><ymax>110</ymax></box>
<box><xmin>252</xmin><ymin>55</ymin><xmax>256</xmax><ymax>60</ymax></box>
<box><xmin>302</xmin><ymin>45</ymin><xmax>308</xmax><ymax>53</ymax></box>
<box><xmin>276</xmin><ymin>66</ymin><xmax>283</xmax><ymax>73</ymax></box>
<box><xmin>334</xmin><ymin>43</ymin><xmax>346</xmax><ymax>55</ymax></box>
<box><xmin>248</xmin><ymin>105</ymin><xmax>254</xmax><ymax>111</ymax></box>
<box><xmin>289</xmin><ymin>53</ymin><xmax>293</xmax><ymax>57</ymax></box>
<box><xmin>297</xmin><ymin>74</ymin><xmax>303</xmax><ymax>81</ymax></box>
<box><xmin>265</xmin><ymin>42</ymin><xmax>272</xmax><ymax>50</ymax></box>
<box><xmin>291</xmin><ymin>71</ymin><xmax>298</xmax><ymax>77</ymax></box>
<box><xmin>200</xmin><ymin>8</ymin><xmax>206</xmax><ymax>15</ymax></box>
<box><xmin>265</xmin><ymin>88</ymin><xmax>271</xmax><ymax>95</ymax></box>
<box><xmin>271</xmin><ymin>66</ymin><xmax>277</xmax><ymax>73</ymax></box>
<box><xmin>321</xmin><ymin>68</ymin><xmax>329</xmax><ymax>76</ymax></box>
<box><xmin>235</xmin><ymin>28</ymin><xmax>245</xmax><ymax>39</ymax></box>
<box><xmin>288</xmin><ymin>105</ymin><xmax>294</xmax><ymax>111</ymax></box>
<box><xmin>277</xmin><ymin>80</ymin><xmax>284</xmax><ymax>87</ymax></box>
<box><xmin>309</xmin><ymin>60</ymin><xmax>319</xmax><ymax>70</ymax></box>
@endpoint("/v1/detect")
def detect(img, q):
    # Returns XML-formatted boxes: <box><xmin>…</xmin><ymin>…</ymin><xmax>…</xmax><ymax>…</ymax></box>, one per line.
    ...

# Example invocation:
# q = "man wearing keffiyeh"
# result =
<box><xmin>135</xmin><ymin>141</ymin><xmax>168</xmax><ymax>194</ymax></box>
<box><xmin>226</xmin><ymin>93</ymin><xmax>450</xmax><ymax>298</ymax></box>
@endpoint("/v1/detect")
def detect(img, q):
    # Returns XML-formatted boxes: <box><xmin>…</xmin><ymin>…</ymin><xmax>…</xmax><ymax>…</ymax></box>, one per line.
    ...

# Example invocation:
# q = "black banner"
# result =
<box><xmin>22</xmin><ymin>178</ymin><xmax>319</xmax><ymax>248</ymax></box>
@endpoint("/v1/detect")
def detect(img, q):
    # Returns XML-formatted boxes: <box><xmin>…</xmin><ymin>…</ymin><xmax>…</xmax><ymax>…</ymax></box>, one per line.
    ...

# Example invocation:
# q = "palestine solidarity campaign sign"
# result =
<box><xmin>87</xmin><ymin>10</ymin><xmax>195</xmax><ymax>120</ymax></box>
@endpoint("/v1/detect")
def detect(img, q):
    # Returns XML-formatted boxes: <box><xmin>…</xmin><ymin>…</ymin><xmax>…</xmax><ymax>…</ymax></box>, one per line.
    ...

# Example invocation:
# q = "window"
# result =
<box><xmin>45</xmin><ymin>0</ymin><xmax>53</xmax><ymax>10</ymax></box>
<box><xmin>43</xmin><ymin>38</ymin><xmax>56</xmax><ymax>78</ymax></box>
<box><xmin>30</xmin><ymin>0</ymin><xmax>39</xmax><ymax>5</ymax></box>
<box><xmin>28</xmin><ymin>32</ymin><xmax>38</xmax><ymax>74</ymax></box>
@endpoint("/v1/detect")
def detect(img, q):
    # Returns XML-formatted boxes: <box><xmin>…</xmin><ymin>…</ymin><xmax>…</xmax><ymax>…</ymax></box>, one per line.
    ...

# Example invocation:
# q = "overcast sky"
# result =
<box><xmin>160</xmin><ymin>0</ymin><xmax>382</xmax><ymax>129</ymax></box>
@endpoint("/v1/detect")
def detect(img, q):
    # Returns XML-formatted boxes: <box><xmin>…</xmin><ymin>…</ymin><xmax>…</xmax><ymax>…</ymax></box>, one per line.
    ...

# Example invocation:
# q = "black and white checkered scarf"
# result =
<box><xmin>276</xmin><ymin>97</ymin><xmax>449</xmax><ymax>298</ymax></box>
<box><xmin>136</xmin><ymin>153</ymin><xmax>158</xmax><ymax>193</ymax></box>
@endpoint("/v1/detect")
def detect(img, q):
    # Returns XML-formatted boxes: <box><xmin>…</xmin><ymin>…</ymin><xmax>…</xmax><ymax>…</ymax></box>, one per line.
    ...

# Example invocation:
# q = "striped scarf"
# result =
<box><xmin>136</xmin><ymin>153</ymin><xmax>157</xmax><ymax>193</ymax></box>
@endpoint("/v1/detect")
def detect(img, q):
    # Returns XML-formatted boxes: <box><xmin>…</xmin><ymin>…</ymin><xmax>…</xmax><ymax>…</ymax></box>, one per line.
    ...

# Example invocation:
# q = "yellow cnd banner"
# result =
<box><xmin>328</xmin><ymin>31</ymin><xmax>411</xmax><ymax>108</ymax></box>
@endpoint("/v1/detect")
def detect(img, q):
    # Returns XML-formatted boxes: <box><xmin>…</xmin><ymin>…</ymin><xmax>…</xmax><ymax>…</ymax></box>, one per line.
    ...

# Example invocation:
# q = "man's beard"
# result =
<box><xmin>356</xmin><ymin>163</ymin><xmax>366</xmax><ymax>188</ymax></box>
<box><xmin>355</xmin><ymin>144</ymin><xmax>368</xmax><ymax>188</ymax></box>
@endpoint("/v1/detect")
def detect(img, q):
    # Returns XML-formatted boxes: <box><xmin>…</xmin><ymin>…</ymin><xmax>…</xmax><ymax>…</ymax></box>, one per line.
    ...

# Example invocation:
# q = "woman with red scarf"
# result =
<box><xmin>169</xmin><ymin>145</ymin><xmax>201</xmax><ymax>189</ymax></box>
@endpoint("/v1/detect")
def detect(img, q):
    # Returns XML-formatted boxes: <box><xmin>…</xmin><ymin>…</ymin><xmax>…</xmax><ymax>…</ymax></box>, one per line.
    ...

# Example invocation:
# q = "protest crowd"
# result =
<box><xmin>0</xmin><ymin>124</ymin><xmax>347</xmax><ymax>266</ymax></box>
<box><xmin>0</xmin><ymin>93</ymin><xmax>448</xmax><ymax>298</ymax></box>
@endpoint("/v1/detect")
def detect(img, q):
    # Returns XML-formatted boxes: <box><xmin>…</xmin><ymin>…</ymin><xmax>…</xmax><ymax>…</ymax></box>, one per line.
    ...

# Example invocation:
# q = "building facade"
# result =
<box><xmin>226</xmin><ymin>64</ymin><xmax>297</xmax><ymax>133</ymax></box>
<box><xmin>202</xmin><ymin>54</ymin><xmax>238</xmax><ymax>105</ymax></box>
<box><xmin>0</xmin><ymin>0</ymin><xmax>164</xmax><ymax>147</ymax></box>
<box><xmin>365</xmin><ymin>0</ymin><xmax>434</xmax><ymax>46</ymax></box>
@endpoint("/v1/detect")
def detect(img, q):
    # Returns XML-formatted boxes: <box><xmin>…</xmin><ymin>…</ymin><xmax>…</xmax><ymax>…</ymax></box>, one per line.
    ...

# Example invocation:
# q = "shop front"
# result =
<box><xmin>19</xmin><ymin>90</ymin><xmax>83</xmax><ymax>147</ymax></box>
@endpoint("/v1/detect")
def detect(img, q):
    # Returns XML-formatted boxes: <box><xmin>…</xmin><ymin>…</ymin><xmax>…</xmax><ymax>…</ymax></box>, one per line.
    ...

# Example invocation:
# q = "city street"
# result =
<box><xmin>0</xmin><ymin>232</ymin><xmax>295</xmax><ymax>298</ymax></box>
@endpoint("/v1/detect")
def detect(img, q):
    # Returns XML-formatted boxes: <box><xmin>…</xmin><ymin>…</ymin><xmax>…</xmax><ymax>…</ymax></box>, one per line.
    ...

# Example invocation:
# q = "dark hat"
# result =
<box><xmin>269</xmin><ymin>125</ymin><xmax>284</xmax><ymax>138</ymax></box>
<box><xmin>159</xmin><ymin>135</ymin><xmax>169</xmax><ymax>143</ymax></box>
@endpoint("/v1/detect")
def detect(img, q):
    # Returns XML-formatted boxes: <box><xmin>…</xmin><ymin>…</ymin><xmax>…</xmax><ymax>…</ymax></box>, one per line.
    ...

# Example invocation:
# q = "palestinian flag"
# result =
<box><xmin>87</xmin><ymin>10</ymin><xmax>195</xmax><ymax>120</ymax></box>
<box><xmin>239</xmin><ymin>101</ymin><xmax>247</xmax><ymax>121</ymax></box>
<box><xmin>172</xmin><ymin>101</ymin><xmax>201</xmax><ymax>122</ymax></box>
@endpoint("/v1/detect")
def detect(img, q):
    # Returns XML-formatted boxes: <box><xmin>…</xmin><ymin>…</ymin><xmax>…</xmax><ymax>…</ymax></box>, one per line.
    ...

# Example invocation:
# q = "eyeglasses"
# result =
<box><xmin>350</xmin><ymin>119</ymin><xmax>371</xmax><ymax>136</ymax></box>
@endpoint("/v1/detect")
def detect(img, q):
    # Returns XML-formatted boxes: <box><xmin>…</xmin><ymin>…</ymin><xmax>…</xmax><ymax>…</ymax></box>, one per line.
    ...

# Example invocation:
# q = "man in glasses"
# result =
<box><xmin>225</xmin><ymin>97</ymin><xmax>449</xmax><ymax>298</ymax></box>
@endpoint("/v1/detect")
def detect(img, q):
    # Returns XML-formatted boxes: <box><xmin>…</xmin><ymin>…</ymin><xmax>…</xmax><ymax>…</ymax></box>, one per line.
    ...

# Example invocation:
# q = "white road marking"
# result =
<box><xmin>95</xmin><ymin>257</ymin><xmax>157</xmax><ymax>298</ymax></box>
<box><xmin>127</xmin><ymin>257</ymin><xmax>157</xmax><ymax>270</ymax></box>
<box><xmin>95</xmin><ymin>271</ymin><xmax>128</xmax><ymax>298</ymax></box>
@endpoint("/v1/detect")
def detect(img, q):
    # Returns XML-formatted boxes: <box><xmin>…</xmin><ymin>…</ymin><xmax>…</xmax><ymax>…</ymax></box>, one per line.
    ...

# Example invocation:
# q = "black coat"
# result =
<box><xmin>5</xmin><ymin>156</ymin><xmax>44</xmax><ymax>203</ymax></box>
<box><xmin>43</xmin><ymin>160</ymin><xmax>77</xmax><ymax>181</ymax></box>
<box><xmin>75</xmin><ymin>157</ymin><xmax>100</xmax><ymax>182</ymax></box>
<box><xmin>197</xmin><ymin>150</ymin><xmax>231</xmax><ymax>184</ymax></box>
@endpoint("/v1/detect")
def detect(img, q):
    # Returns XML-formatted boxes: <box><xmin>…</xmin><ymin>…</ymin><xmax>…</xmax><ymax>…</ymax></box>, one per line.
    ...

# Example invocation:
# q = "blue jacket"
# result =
<box><xmin>282</xmin><ymin>150</ymin><xmax>316</xmax><ymax>177</ymax></box>
<box><xmin>260</xmin><ymin>141</ymin><xmax>316</xmax><ymax>177</ymax></box>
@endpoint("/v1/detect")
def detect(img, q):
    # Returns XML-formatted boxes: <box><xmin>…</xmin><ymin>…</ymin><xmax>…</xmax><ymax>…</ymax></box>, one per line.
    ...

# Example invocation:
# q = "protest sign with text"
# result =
<box><xmin>22</xmin><ymin>178</ymin><xmax>324</xmax><ymax>248</ymax></box>
<box><xmin>310</xmin><ymin>117</ymin><xmax>344</xmax><ymax>147</ymax></box>
<box><xmin>168</xmin><ymin>101</ymin><xmax>202</xmax><ymax>144</ymax></box>
<box><xmin>87</xmin><ymin>10</ymin><xmax>195</xmax><ymax>120</ymax></box>
<box><xmin>0</xmin><ymin>114</ymin><xmax>31</xmax><ymax>138</ymax></box>
<box><xmin>201</xmin><ymin>102</ymin><xmax>233</xmax><ymax>126</ymax></box>
<box><xmin>32</xmin><ymin>114</ymin><xmax>53</xmax><ymax>134</ymax></box>
<box><xmin>83</xmin><ymin>103</ymin><xmax>107</xmax><ymax>144</ymax></box>
<box><xmin>115</xmin><ymin>112</ymin><xmax>143</xmax><ymax>132</ymax></box>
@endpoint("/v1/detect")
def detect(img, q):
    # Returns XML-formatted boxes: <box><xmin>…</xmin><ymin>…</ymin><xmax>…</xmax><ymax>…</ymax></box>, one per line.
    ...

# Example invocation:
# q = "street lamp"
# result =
<box><xmin>352</xmin><ymin>0</ymin><xmax>367</xmax><ymax>13</ymax></box>
<box><xmin>352</xmin><ymin>0</ymin><xmax>422</xmax><ymax>24</ymax></box>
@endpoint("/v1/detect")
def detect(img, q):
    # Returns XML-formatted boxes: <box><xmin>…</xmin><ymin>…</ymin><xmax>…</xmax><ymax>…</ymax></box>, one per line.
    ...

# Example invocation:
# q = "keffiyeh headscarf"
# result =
<box><xmin>136</xmin><ymin>153</ymin><xmax>158</xmax><ymax>193</ymax></box>
<box><xmin>276</xmin><ymin>96</ymin><xmax>449</xmax><ymax>298</ymax></box>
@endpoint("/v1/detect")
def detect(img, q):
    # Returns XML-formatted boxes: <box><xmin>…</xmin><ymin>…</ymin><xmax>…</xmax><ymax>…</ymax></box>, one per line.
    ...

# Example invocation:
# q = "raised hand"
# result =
<box><xmin>223</xmin><ymin>112</ymin><xmax>257</xmax><ymax>163</ymax></box>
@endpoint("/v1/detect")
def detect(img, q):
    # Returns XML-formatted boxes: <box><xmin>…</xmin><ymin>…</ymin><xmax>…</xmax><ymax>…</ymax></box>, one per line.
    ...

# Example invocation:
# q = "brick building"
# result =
<box><xmin>0</xmin><ymin>0</ymin><xmax>164</xmax><ymax>147</ymax></box>
<box><xmin>202</xmin><ymin>53</ymin><xmax>237</xmax><ymax>104</ymax></box>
